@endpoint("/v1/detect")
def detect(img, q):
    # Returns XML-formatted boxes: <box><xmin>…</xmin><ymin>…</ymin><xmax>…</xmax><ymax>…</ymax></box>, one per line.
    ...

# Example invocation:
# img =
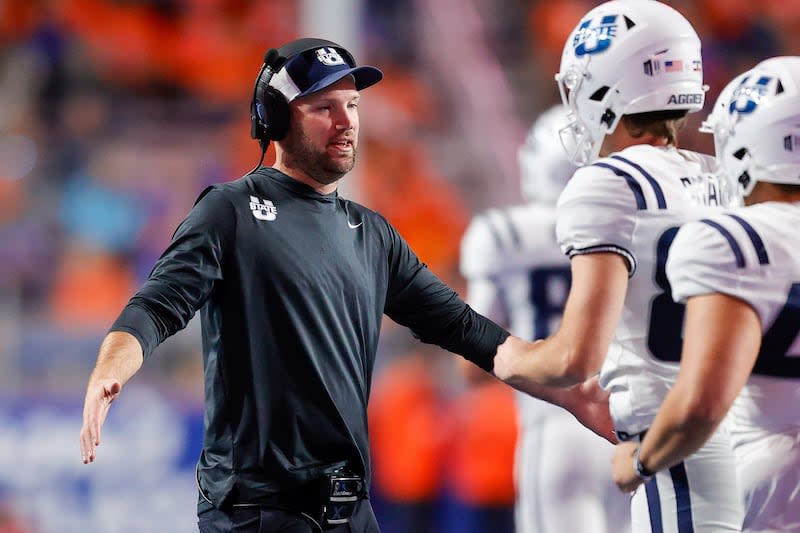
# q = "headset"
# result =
<box><xmin>250</xmin><ymin>37</ymin><xmax>357</xmax><ymax>150</ymax></box>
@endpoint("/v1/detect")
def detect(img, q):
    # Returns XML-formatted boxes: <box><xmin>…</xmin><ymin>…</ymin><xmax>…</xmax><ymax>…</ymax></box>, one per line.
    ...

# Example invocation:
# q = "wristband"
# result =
<box><xmin>633</xmin><ymin>446</ymin><xmax>655</xmax><ymax>482</ymax></box>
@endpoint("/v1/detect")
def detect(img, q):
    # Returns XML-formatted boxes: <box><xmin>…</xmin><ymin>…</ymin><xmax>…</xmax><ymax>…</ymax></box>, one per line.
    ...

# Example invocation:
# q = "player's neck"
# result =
<box><xmin>600</xmin><ymin>128</ymin><xmax>669</xmax><ymax>157</ymax></box>
<box><xmin>744</xmin><ymin>182</ymin><xmax>800</xmax><ymax>206</ymax></box>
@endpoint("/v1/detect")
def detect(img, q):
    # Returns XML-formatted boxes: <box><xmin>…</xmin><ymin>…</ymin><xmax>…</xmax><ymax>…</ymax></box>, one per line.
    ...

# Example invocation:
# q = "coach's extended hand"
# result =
<box><xmin>80</xmin><ymin>331</ymin><xmax>144</xmax><ymax>463</ymax></box>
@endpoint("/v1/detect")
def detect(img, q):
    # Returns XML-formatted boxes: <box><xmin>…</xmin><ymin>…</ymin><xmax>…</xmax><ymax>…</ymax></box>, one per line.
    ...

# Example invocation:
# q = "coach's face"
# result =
<box><xmin>283</xmin><ymin>76</ymin><xmax>360</xmax><ymax>186</ymax></box>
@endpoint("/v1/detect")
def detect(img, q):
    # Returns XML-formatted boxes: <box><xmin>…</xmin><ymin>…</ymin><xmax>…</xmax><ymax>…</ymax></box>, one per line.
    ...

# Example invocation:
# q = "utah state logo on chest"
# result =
<box><xmin>249</xmin><ymin>195</ymin><xmax>277</xmax><ymax>221</ymax></box>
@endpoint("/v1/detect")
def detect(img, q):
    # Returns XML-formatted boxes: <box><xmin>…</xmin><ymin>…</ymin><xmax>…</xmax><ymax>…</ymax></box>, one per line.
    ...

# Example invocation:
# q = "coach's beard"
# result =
<box><xmin>284</xmin><ymin>130</ymin><xmax>357</xmax><ymax>186</ymax></box>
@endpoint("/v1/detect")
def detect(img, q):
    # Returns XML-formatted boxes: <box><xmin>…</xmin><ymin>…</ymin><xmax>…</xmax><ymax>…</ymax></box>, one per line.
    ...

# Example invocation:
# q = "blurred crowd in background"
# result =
<box><xmin>1</xmin><ymin>0</ymin><xmax>798</xmax><ymax>531</ymax></box>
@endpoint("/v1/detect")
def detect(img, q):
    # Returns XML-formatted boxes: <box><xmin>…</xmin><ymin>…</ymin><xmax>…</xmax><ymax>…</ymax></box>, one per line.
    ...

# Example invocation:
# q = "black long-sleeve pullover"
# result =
<box><xmin>111</xmin><ymin>167</ymin><xmax>507</xmax><ymax>507</ymax></box>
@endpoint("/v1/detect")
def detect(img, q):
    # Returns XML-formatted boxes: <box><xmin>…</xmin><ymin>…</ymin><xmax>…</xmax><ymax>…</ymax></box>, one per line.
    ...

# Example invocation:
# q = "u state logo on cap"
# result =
<box><xmin>316</xmin><ymin>47</ymin><xmax>346</xmax><ymax>66</ymax></box>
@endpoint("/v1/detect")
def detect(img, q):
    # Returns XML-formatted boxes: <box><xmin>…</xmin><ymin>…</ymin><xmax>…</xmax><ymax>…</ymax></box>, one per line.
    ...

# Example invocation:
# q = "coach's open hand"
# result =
<box><xmin>80</xmin><ymin>331</ymin><xmax>144</xmax><ymax>464</ymax></box>
<box><xmin>568</xmin><ymin>374</ymin><xmax>617</xmax><ymax>444</ymax></box>
<box><xmin>80</xmin><ymin>379</ymin><xmax>122</xmax><ymax>463</ymax></box>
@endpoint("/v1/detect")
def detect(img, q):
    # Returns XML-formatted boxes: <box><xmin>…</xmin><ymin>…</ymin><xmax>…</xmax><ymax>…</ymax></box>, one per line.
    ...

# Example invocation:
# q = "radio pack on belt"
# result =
<box><xmin>197</xmin><ymin>464</ymin><xmax>366</xmax><ymax>531</ymax></box>
<box><xmin>314</xmin><ymin>467</ymin><xmax>365</xmax><ymax>530</ymax></box>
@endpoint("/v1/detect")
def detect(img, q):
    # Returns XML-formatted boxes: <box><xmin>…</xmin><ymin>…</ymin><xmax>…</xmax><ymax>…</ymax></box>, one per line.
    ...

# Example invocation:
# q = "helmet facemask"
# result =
<box><xmin>556</xmin><ymin>61</ymin><xmax>624</xmax><ymax>166</ymax></box>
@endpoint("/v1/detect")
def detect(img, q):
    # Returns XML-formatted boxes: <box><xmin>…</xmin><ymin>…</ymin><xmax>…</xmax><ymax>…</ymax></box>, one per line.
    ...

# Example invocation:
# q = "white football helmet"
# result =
<box><xmin>698</xmin><ymin>69</ymin><xmax>752</xmax><ymax>207</ymax></box>
<box><xmin>555</xmin><ymin>0</ymin><xmax>706</xmax><ymax>165</ymax></box>
<box><xmin>705</xmin><ymin>56</ymin><xmax>800</xmax><ymax>196</ymax></box>
<box><xmin>518</xmin><ymin>105</ymin><xmax>576</xmax><ymax>204</ymax></box>
<box><xmin>700</xmin><ymin>70</ymin><xmax>751</xmax><ymax>160</ymax></box>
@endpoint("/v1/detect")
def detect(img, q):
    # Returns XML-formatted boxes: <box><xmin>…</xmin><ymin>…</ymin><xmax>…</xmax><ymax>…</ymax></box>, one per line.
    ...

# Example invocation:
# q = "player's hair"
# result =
<box><xmin>621</xmin><ymin>110</ymin><xmax>689</xmax><ymax>146</ymax></box>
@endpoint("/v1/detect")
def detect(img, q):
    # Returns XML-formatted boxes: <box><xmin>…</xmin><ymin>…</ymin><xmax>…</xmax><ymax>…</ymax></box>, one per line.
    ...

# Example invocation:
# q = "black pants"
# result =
<box><xmin>197</xmin><ymin>499</ymin><xmax>380</xmax><ymax>533</ymax></box>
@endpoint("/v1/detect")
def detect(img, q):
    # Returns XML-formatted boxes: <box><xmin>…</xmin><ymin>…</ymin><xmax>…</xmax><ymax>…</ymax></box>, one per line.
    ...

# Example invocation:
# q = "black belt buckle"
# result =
<box><xmin>320</xmin><ymin>468</ymin><xmax>364</xmax><ymax>529</ymax></box>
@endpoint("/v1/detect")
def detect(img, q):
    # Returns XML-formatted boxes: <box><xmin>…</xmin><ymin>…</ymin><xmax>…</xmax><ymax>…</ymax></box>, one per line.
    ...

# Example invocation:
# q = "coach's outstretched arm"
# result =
<box><xmin>80</xmin><ymin>331</ymin><xmax>144</xmax><ymax>464</ymax></box>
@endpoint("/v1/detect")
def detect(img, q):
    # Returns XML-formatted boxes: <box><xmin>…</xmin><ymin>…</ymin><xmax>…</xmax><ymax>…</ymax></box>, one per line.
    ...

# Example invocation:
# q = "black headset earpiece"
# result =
<box><xmin>250</xmin><ymin>49</ymin><xmax>284</xmax><ymax>148</ymax></box>
<box><xmin>250</xmin><ymin>38</ymin><xmax>356</xmax><ymax>149</ymax></box>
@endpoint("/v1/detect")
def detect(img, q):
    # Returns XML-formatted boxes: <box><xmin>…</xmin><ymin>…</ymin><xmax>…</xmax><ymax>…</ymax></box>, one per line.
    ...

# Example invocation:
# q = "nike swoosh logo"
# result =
<box><xmin>348</xmin><ymin>221</ymin><xmax>363</xmax><ymax>229</ymax></box>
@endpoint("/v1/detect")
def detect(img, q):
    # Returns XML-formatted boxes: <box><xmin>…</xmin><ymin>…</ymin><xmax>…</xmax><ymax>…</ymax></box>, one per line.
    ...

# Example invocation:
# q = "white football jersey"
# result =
<box><xmin>461</xmin><ymin>203</ymin><xmax>631</xmax><ymax>533</ymax></box>
<box><xmin>460</xmin><ymin>204</ymin><xmax>571</xmax><ymax>425</ymax></box>
<box><xmin>667</xmin><ymin>202</ymin><xmax>800</xmax><ymax>438</ymax></box>
<box><xmin>556</xmin><ymin>144</ymin><xmax>725</xmax><ymax>434</ymax></box>
<box><xmin>667</xmin><ymin>201</ymin><xmax>800</xmax><ymax>531</ymax></box>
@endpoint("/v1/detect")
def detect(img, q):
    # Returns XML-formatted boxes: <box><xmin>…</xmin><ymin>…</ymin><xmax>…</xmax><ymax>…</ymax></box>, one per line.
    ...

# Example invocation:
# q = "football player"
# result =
<box><xmin>611</xmin><ymin>56</ymin><xmax>800</xmax><ymax>532</ymax></box>
<box><xmin>460</xmin><ymin>106</ymin><xmax>631</xmax><ymax>533</ymax></box>
<box><xmin>492</xmin><ymin>1</ymin><xmax>743</xmax><ymax>531</ymax></box>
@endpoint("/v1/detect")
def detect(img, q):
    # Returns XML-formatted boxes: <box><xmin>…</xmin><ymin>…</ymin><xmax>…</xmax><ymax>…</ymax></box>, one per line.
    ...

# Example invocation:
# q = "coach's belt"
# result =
<box><xmin>228</xmin><ymin>468</ymin><xmax>366</xmax><ymax>531</ymax></box>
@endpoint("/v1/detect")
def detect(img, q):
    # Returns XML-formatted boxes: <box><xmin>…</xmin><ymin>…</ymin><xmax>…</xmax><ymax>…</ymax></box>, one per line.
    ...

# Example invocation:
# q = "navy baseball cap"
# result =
<box><xmin>269</xmin><ymin>45</ymin><xmax>383</xmax><ymax>102</ymax></box>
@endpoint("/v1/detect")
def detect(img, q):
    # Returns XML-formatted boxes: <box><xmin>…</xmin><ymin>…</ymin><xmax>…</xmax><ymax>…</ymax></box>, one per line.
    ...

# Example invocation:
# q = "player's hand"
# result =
<box><xmin>80</xmin><ymin>379</ymin><xmax>122</xmax><ymax>464</ymax></box>
<box><xmin>611</xmin><ymin>441</ymin><xmax>643</xmax><ymax>493</ymax></box>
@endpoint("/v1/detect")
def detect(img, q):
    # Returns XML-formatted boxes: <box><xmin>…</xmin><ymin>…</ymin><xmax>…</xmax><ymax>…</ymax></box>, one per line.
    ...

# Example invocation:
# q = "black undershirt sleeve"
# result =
<box><xmin>110</xmin><ymin>187</ymin><xmax>235</xmax><ymax>358</ymax></box>
<box><xmin>383</xmin><ymin>223</ymin><xmax>509</xmax><ymax>372</ymax></box>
